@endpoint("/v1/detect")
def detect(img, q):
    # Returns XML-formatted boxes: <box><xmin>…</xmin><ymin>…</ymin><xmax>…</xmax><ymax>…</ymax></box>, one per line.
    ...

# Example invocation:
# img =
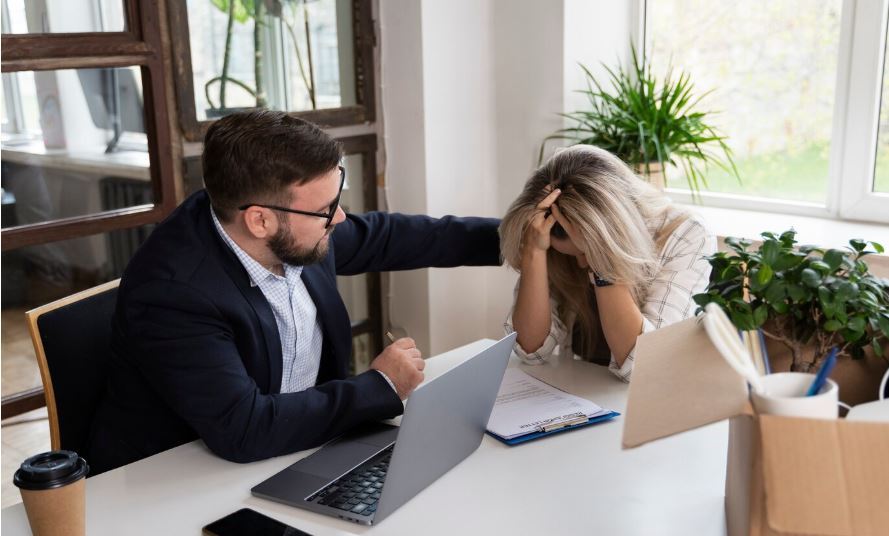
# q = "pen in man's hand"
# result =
<box><xmin>386</xmin><ymin>331</ymin><xmax>396</xmax><ymax>344</ymax></box>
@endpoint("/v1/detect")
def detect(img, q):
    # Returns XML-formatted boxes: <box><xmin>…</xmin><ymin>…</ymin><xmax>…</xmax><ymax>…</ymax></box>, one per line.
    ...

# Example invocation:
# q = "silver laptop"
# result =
<box><xmin>251</xmin><ymin>333</ymin><xmax>517</xmax><ymax>526</ymax></box>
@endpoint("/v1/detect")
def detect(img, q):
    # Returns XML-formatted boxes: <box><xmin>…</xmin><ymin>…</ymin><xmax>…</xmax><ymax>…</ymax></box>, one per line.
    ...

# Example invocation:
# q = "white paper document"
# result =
<box><xmin>486</xmin><ymin>368</ymin><xmax>612</xmax><ymax>440</ymax></box>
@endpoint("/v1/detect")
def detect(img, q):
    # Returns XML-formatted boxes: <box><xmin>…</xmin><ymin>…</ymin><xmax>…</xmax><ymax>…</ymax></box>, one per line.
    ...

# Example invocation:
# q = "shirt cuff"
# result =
<box><xmin>503</xmin><ymin>321</ymin><xmax>556</xmax><ymax>365</ymax></box>
<box><xmin>375</xmin><ymin>369</ymin><xmax>398</xmax><ymax>395</ymax></box>
<box><xmin>608</xmin><ymin>316</ymin><xmax>656</xmax><ymax>383</ymax></box>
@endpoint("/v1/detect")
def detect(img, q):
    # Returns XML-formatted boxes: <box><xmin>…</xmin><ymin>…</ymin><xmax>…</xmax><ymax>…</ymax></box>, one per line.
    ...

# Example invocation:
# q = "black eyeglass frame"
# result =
<box><xmin>238</xmin><ymin>166</ymin><xmax>346</xmax><ymax>228</ymax></box>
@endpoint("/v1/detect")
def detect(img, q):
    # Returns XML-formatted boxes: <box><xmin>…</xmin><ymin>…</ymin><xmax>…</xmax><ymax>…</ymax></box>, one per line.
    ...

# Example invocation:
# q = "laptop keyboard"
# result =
<box><xmin>308</xmin><ymin>444</ymin><xmax>393</xmax><ymax>517</ymax></box>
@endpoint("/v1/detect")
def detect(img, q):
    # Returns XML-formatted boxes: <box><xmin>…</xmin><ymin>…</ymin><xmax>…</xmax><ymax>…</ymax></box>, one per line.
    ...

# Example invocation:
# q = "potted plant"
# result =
<box><xmin>205</xmin><ymin>0</ymin><xmax>267</xmax><ymax>118</ymax></box>
<box><xmin>693</xmin><ymin>229</ymin><xmax>889</xmax><ymax>372</ymax></box>
<box><xmin>543</xmin><ymin>44</ymin><xmax>740</xmax><ymax>198</ymax></box>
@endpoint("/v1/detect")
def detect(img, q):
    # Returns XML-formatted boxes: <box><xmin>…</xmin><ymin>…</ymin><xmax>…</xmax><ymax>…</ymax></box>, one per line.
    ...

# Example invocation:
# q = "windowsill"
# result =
<box><xmin>681</xmin><ymin>204</ymin><xmax>889</xmax><ymax>248</ymax></box>
<box><xmin>679</xmin><ymin>203</ymin><xmax>889</xmax><ymax>277</ymax></box>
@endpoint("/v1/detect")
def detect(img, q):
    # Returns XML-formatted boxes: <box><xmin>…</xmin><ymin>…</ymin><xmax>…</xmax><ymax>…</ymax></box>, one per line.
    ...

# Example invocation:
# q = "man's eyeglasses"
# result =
<box><xmin>238</xmin><ymin>166</ymin><xmax>345</xmax><ymax>229</ymax></box>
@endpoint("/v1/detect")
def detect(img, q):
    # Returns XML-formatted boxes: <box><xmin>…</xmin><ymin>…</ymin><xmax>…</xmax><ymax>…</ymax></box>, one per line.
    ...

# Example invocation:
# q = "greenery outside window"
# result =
<box><xmin>170</xmin><ymin>0</ymin><xmax>375</xmax><ymax>141</ymax></box>
<box><xmin>644</xmin><ymin>0</ymin><xmax>889</xmax><ymax>224</ymax></box>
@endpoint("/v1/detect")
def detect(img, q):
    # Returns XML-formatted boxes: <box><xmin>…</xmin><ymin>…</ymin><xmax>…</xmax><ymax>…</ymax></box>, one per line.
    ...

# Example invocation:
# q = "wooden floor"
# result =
<box><xmin>1</xmin><ymin>308</ymin><xmax>51</xmax><ymax>509</ymax></box>
<box><xmin>1</xmin><ymin>408</ymin><xmax>51</xmax><ymax>508</ymax></box>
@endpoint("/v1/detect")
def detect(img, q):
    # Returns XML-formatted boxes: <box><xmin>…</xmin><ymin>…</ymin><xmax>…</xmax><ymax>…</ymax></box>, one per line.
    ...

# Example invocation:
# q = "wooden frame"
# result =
<box><xmin>21</xmin><ymin>279</ymin><xmax>121</xmax><ymax>449</ymax></box>
<box><xmin>0</xmin><ymin>0</ymin><xmax>177</xmax><ymax>251</ymax></box>
<box><xmin>339</xmin><ymin>134</ymin><xmax>383</xmax><ymax>357</ymax></box>
<box><xmin>167</xmin><ymin>0</ymin><xmax>376</xmax><ymax>142</ymax></box>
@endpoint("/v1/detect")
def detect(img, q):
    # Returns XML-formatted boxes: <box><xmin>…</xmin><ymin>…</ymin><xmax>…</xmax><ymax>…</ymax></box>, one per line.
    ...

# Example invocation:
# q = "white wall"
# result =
<box><xmin>378</xmin><ymin>0</ymin><xmax>433</xmax><ymax>354</ymax></box>
<box><xmin>380</xmin><ymin>0</ymin><xmax>635</xmax><ymax>356</ymax></box>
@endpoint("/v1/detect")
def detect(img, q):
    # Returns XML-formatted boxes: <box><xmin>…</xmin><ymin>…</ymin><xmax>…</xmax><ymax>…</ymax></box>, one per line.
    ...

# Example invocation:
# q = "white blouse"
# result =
<box><xmin>504</xmin><ymin>215</ymin><xmax>716</xmax><ymax>382</ymax></box>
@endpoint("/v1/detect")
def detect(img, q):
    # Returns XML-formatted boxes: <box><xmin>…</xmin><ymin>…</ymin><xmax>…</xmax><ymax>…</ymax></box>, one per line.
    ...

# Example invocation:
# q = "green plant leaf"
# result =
<box><xmin>822</xmin><ymin>249</ymin><xmax>846</xmax><ymax>272</ymax></box>
<box><xmin>847</xmin><ymin>316</ymin><xmax>866</xmax><ymax>333</ymax></box>
<box><xmin>823</xmin><ymin>320</ymin><xmax>842</xmax><ymax>332</ymax></box>
<box><xmin>787</xmin><ymin>284</ymin><xmax>808</xmax><ymax>302</ymax></box>
<box><xmin>835</xmin><ymin>281</ymin><xmax>859</xmax><ymax>302</ymax></box>
<box><xmin>810</xmin><ymin>260</ymin><xmax>831</xmax><ymax>273</ymax></box>
<box><xmin>873</xmin><ymin>338</ymin><xmax>884</xmax><ymax>357</ymax></box>
<box><xmin>692</xmin><ymin>293</ymin><xmax>712</xmax><ymax>307</ymax></box>
<box><xmin>761</xmin><ymin>240</ymin><xmax>780</xmax><ymax>265</ymax></box>
<box><xmin>762</xmin><ymin>280</ymin><xmax>786</xmax><ymax>304</ymax></box>
<box><xmin>758</xmin><ymin>264</ymin><xmax>774</xmax><ymax>286</ymax></box>
<box><xmin>801</xmin><ymin>268</ymin><xmax>821</xmax><ymax>288</ymax></box>
<box><xmin>849</xmin><ymin>238</ymin><xmax>866</xmax><ymax>252</ymax></box>
<box><xmin>878</xmin><ymin>315</ymin><xmax>889</xmax><ymax>339</ymax></box>
<box><xmin>753</xmin><ymin>304</ymin><xmax>768</xmax><ymax>326</ymax></box>
<box><xmin>771</xmin><ymin>301</ymin><xmax>789</xmax><ymax>314</ymax></box>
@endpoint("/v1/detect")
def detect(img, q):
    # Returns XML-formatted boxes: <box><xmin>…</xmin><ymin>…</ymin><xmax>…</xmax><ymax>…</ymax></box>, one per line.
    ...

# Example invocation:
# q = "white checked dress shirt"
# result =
<box><xmin>505</xmin><ymin>213</ymin><xmax>716</xmax><ymax>383</ymax></box>
<box><xmin>212</xmin><ymin>209</ymin><xmax>323</xmax><ymax>393</ymax></box>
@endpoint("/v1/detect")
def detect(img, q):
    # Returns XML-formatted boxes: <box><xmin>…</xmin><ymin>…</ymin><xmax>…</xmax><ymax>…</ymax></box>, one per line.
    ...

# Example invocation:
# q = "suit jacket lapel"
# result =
<box><xmin>301</xmin><ymin>263</ymin><xmax>351</xmax><ymax>381</ymax></box>
<box><xmin>201</xmin><ymin>208</ymin><xmax>284</xmax><ymax>393</ymax></box>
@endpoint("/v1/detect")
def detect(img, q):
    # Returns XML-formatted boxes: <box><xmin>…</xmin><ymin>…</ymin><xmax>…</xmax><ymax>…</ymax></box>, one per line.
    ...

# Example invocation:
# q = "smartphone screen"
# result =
<box><xmin>202</xmin><ymin>508</ymin><xmax>313</xmax><ymax>536</ymax></box>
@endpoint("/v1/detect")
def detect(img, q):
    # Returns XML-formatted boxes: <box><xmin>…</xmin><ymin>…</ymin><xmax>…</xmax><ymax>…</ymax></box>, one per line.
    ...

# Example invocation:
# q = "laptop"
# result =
<box><xmin>251</xmin><ymin>333</ymin><xmax>517</xmax><ymax>526</ymax></box>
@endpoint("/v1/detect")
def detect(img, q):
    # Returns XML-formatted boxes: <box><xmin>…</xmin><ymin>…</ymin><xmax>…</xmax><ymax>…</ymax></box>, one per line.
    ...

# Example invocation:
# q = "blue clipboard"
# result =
<box><xmin>486</xmin><ymin>411</ymin><xmax>621</xmax><ymax>446</ymax></box>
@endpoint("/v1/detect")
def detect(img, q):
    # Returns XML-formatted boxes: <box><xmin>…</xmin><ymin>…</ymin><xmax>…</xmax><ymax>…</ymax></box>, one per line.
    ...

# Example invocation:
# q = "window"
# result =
<box><xmin>644</xmin><ymin>0</ymin><xmax>889</xmax><ymax>223</ymax></box>
<box><xmin>873</xmin><ymin>29</ymin><xmax>889</xmax><ymax>194</ymax></box>
<box><xmin>1</xmin><ymin>0</ymin><xmax>126</xmax><ymax>34</ymax></box>
<box><xmin>169</xmin><ymin>0</ymin><xmax>375</xmax><ymax>141</ymax></box>
<box><xmin>1</xmin><ymin>0</ymin><xmax>176</xmax><ymax>418</ymax></box>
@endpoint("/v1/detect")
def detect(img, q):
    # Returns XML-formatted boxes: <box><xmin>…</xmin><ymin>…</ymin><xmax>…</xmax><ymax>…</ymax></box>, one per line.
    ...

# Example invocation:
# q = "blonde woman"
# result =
<box><xmin>500</xmin><ymin>145</ymin><xmax>716</xmax><ymax>381</ymax></box>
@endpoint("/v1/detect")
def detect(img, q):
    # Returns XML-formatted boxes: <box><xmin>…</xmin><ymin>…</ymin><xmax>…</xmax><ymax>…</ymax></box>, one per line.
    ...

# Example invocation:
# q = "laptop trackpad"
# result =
<box><xmin>288</xmin><ymin>423</ymin><xmax>398</xmax><ymax>480</ymax></box>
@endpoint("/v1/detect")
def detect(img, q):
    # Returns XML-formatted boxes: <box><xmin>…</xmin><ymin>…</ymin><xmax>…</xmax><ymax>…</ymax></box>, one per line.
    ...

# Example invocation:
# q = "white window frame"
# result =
<box><xmin>641</xmin><ymin>0</ymin><xmax>889</xmax><ymax>225</ymax></box>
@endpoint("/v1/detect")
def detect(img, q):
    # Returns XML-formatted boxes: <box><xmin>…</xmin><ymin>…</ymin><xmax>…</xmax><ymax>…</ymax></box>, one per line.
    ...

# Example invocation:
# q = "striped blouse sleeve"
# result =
<box><xmin>503</xmin><ymin>282</ymin><xmax>569</xmax><ymax>365</ymax></box>
<box><xmin>608</xmin><ymin>218</ymin><xmax>716</xmax><ymax>382</ymax></box>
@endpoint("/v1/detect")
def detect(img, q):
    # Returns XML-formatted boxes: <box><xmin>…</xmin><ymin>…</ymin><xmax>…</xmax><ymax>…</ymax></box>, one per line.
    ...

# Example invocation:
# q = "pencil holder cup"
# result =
<box><xmin>750</xmin><ymin>372</ymin><xmax>838</xmax><ymax>419</ymax></box>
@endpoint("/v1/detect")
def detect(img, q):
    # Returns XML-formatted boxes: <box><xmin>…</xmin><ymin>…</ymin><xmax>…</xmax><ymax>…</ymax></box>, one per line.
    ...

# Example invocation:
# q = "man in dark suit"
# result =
<box><xmin>88</xmin><ymin>110</ymin><xmax>500</xmax><ymax>474</ymax></box>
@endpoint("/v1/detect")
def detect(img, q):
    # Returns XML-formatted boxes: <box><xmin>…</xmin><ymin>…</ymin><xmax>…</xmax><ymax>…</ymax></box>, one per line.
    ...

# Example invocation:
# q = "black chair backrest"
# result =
<box><xmin>36</xmin><ymin>286</ymin><xmax>118</xmax><ymax>458</ymax></box>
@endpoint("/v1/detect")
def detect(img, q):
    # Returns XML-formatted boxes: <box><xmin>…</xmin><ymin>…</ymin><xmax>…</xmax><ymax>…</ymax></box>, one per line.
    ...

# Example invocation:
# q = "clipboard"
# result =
<box><xmin>487</xmin><ymin>410</ymin><xmax>620</xmax><ymax>446</ymax></box>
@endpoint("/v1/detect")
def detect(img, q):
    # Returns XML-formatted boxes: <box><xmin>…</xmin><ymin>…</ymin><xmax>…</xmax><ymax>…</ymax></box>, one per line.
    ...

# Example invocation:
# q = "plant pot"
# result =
<box><xmin>634</xmin><ymin>161</ymin><xmax>665</xmax><ymax>190</ymax></box>
<box><xmin>761</xmin><ymin>334</ymin><xmax>887</xmax><ymax>407</ymax></box>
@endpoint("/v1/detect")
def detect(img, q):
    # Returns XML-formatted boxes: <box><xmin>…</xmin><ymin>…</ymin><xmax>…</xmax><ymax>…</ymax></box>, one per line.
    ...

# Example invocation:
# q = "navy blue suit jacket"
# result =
<box><xmin>88</xmin><ymin>190</ymin><xmax>501</xmax><ymax>474</ymax></box>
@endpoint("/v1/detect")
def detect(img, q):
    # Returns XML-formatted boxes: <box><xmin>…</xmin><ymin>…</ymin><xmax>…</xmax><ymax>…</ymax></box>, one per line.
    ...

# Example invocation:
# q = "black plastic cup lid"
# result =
<box><xmin>13</xmin><ymin>450</ymin><xmax>89</xmax><ymax>490</ymax></box>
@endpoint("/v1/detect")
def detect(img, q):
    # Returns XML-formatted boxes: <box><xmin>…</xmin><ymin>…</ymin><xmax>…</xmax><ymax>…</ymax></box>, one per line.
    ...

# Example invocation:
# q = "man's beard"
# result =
<box><xmin>267</xmin><ymin>218</ymin><xmax>332</xmax><ymax>266</ymax></box>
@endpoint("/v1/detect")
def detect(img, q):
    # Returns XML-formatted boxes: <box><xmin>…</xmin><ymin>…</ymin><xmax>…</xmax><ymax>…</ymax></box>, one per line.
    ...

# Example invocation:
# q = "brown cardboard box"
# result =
<box><xmin>623</xmin><ymin>316</ymin><xmax>889</xmax><ymax>536</ymax></box>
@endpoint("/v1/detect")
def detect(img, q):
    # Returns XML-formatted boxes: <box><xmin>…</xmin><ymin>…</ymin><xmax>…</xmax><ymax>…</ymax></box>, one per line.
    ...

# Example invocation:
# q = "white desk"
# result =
<box><xmin>2</xmin><ymin>340</ymin><xmax>728</xmax><ymax>535</ymax></box>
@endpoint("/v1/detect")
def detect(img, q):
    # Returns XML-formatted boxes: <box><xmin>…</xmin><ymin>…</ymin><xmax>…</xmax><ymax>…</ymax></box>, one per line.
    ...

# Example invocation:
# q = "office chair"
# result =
<box><xmin>25</xmin><ymin>279</ymin><xmax>120</xmax><ymax>461</ymax></box>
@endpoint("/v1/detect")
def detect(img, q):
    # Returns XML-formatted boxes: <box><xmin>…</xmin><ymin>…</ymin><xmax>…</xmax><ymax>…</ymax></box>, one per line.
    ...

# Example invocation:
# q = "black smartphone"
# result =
<box><xmin>202</xmin><ymin>508</ymin><xmax>314</xmax><ymax>536</ymax></box>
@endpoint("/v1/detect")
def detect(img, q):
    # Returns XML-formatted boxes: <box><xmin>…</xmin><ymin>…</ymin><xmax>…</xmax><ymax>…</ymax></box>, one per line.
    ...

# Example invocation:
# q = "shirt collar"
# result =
<box><xmin>210</xmin><ymin>207</ymin><xmax>303</xmax><ymax>287</ymax></box>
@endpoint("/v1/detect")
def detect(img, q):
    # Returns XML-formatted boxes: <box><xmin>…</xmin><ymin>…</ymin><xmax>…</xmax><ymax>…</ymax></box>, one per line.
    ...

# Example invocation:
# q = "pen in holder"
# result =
<box><xmin>750</xmin><ymin>373</ymin><xmax>839</xmax><ymax>419</ymax></box>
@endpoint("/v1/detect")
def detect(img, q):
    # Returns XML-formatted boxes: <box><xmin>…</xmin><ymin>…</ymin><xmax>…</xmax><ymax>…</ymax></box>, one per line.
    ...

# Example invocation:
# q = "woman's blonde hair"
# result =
<box><xmin>500</xmin><ymin>145</ymin><xmax>687</xmax><ymax>358</ymax></box>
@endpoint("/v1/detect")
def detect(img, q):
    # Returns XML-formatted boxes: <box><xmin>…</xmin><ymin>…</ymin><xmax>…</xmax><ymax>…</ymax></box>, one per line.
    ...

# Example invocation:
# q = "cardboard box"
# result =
<box><xmin>623</xmin><ymin>316</ymin><xmax>889</xmax><ymax>536</ymax></box>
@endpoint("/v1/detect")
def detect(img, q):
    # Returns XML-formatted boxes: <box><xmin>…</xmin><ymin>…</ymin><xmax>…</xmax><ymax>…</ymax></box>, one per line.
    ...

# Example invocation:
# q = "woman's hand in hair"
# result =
<box><xmin>549</xmin><ymin>204</ymin><xmax>585</xmax><ymax>254</ymax></box>
<box><xmin>522</xmin><ymin>188</ymin><xmax>561</xmax><ymax>254</ymax></box>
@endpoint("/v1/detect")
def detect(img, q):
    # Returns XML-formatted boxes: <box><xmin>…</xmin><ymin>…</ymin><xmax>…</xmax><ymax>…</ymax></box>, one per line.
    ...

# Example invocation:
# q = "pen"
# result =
<box><xmin>806</xmin><ymin>347</ymin><xmax>838</xmax><ymax>396</ymax></box>
<box><xmin>386</xmin><ymin>331</ymin><xmax>396</xmax><ymax>343</ymax></box>
<box><xmin>757</xmin><ymin>329</ymin><xmax>771</xmax><ymax>375</ymax></box>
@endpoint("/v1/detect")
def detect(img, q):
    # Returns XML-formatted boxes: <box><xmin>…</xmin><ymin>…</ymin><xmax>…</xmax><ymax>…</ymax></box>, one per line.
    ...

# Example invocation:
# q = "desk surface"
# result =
<box><xmin>2</xmin><ymin>340</ymin><xmax>728</xmax><ymax>536</ymax></box>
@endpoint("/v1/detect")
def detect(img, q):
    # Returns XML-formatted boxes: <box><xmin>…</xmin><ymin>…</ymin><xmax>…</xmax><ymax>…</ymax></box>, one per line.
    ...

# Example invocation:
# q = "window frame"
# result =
<box><xmin>0</xmin><ymin>0</ymin><xmax>178</xmax><ymax>251</ymax></box>
<box><xmin>641</xmin><ymin>0</ymin><xmax>889</xmax><ymax>225</ymax></box>
<box><xmin>1</xmin><ymin>0</ymin><xmax>177</xmax><ymax>418</ymax></box>
<box><xmin>167</xmin><ymin>0</ymin><xmax>376</xmax><ymax>142</ymax></box>
<box><xmin>337</xmin><ymin>134</ymin><xmax>383</xmax><ymax>359</ymax></box>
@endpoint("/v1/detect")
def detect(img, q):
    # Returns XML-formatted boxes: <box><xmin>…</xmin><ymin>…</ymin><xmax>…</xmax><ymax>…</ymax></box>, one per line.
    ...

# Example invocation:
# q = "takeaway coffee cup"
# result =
<box><xmin>13</xmin><ymin>450</ymin><xmax>89</xmax><ymax>536</ymax></box>
<box><xmin>750</xmin><ymin>372</ymin><xmax>839</xmax><ymax>419</ymax></box>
